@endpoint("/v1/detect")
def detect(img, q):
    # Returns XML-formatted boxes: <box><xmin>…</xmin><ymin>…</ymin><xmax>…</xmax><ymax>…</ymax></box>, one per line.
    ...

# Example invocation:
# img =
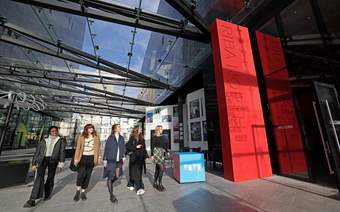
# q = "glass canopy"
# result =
<box><xmin>0</xmin><ymin>0</ymin><xmax>262</xmax><ymax>120</ymax></box>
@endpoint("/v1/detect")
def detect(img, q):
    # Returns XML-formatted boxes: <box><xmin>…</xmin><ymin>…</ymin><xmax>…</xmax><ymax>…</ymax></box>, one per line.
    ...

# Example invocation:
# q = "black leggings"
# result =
<box><xmin>76</xmin><ymin>155</ymin><xmax>94</xmax><ymax>189</ymax></box>
<box><xmin>154</xmin><ymin>163</ymin><xmax>165</xmax><ymax>184</ymax></box>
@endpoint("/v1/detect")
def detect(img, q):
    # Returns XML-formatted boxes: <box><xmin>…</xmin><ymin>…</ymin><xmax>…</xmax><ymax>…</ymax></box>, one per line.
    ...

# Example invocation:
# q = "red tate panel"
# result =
<box><xmin>210</xmin><ymin>19</ymin><xmax>272</xmax><ymax>182</ymax></box>
<box><xmin>256</xmin><ymin>32</ymin><xmax>308</xmax><ymax>176</ymax></box>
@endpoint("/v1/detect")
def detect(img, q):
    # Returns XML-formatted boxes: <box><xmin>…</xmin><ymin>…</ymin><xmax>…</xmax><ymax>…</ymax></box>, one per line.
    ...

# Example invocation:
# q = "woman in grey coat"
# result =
<box><xmin>103</xmin><ymin>124</ymin><xmax>126</xmax><ymax>203</ymax></box>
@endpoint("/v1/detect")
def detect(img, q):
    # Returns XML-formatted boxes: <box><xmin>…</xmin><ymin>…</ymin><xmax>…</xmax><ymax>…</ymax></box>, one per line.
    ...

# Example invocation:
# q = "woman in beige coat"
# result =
<box><xmin>73</xmin><ymin>124</ymin><xmax>100</xmax><ymax>201</ymax></box>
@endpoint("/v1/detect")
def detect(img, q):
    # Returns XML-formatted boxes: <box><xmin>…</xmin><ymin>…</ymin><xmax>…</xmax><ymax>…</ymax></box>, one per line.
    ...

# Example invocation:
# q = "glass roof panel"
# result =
<box><xmin>0</xmin><ymin>0</ymin><xmax>268</xmax><ymax>118</ymax></box>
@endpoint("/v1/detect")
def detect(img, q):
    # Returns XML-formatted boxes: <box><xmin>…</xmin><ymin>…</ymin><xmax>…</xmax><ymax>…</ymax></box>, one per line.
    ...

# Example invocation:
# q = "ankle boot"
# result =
<box><xmin>153</xmin><ymin>180</ymin><xmax>159</xmax><ymax>189</ymax></box>
<box><xmin>110</xmin><ymin>193</ymin><xmax>118</xmax><ymax>203</ymax></box>
<box><xmin>80</xmin><ymin>192</ymin><xmax>87</xmax><ymax>201</ymax></box>
<box><xmin>73</xmin><ymin>190</ymin><xmax>80</xmax><ymax>202</ymax></box>
<box><xmin>158</xmin><ymin>182</ymin><xmax>165</xmax><ymax>192</ymax></box>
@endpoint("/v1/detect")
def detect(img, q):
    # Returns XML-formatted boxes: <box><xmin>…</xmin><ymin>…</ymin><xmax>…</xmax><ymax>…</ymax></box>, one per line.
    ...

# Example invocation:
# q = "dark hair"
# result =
<box><xmin>130</xmin><ymin>126</ymin><xmax>143</xmax><ymax>141</ymax></box>
<box><xmin>82</xmin><ymin>124</ymin><xmax>97</xmax><ymax>138</ymax></box>
<box><xmin>111</xmin><ymin>124</ymin><xmax>120</xmax><ymax>134</ymax></box>
<box><xmin>48</xmin><ymin>126</ymin><xmax>58</xmax><ymax>134</ymax></box>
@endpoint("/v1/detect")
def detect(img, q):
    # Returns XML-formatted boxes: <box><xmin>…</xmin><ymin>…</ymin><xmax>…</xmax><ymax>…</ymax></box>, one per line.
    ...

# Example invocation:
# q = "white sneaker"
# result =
<box><xmin>136</xmin><ymin>189</ymin><xmax>145</xmax><ymax>195</ymax></box>
<box><xmin>127</xmin><ymin>186</ymin><xmax>134</xmax><ymax>191</ymax></box>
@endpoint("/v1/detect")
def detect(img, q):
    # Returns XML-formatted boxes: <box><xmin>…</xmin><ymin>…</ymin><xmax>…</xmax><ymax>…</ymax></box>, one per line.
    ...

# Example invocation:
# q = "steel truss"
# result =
<box><xmin>0</xmin><ymin>20</ymin><xmax>174</xmax><ymax>91</ymax></box>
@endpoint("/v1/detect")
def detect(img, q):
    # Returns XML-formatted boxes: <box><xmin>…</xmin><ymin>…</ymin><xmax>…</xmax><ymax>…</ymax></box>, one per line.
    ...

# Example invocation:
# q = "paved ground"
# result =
<box><xmin>1</xmin><ymin>159</ymin><xmax>340</xmax><ymax>212</ymax></box>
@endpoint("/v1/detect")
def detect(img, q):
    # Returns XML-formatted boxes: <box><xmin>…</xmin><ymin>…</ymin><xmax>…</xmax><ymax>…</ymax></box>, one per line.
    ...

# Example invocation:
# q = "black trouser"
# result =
<box><xmin>130</xmin><ymin>163</ymin><xmax>144</xmax><ymax>190</ymax></box>
<box><xmin>154</xmin><ymin>163</ymin><xmax>165</xmax><ymax>184</ymax></box>
<box><xmin>76</xmin><ymin>155</ymin><xmax>94</xmax><ymax>189</ymax></box>
<box><xmin>127</xmin><ymin>159</ymin><xmax>134</xmax><ymax>187</ymax></box>
<box><xmin>30</xmin><ymin>157</ymin><xmax>58</xmax><ymax>200</ymax></box>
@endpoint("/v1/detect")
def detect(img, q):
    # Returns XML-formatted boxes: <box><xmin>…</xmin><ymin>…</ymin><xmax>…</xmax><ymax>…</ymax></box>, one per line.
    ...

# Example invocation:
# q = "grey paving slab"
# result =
<box><xmin>1</xmin><ymin>159</ymin><xmax>340</xmax><ymax>212</ymax></box>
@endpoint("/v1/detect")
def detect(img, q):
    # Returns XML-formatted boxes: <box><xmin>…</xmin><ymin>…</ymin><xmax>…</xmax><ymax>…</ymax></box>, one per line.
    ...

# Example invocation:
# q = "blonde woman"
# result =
<box><xmin>150</xmin><ymin>125</ymin><xmax>168</xmax><ymax>191</ymax></box>
<box><xmin>73</xmin><ymin>124</ymin><xmax>100</xmax><ymax>201</ymax></box>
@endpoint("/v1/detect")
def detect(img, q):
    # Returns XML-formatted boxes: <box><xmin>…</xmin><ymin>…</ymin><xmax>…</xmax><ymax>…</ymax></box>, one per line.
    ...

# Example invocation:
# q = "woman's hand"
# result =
<box><xmin>150</xmin><ymin>156</ymin><xmax>154</xmax><ymax>161</ymax></box>
<box><xmin>136</xmin><ymin>144</ymin><xmax>142</xmax><ymax>149</ymax></box>
<box><xmin>74</xmin><ymin>160</ymin><xmax>79</xmax><ymax>166</ymax></box>
<box><xmin>32</xmin><ymin>165</ymin><xmax>37</xmax><ymax>172</ymax></box>
<box><xmin>58</xmin><ymin>162</ymin><xmax>64</xmax><ymax>169</ymax></box>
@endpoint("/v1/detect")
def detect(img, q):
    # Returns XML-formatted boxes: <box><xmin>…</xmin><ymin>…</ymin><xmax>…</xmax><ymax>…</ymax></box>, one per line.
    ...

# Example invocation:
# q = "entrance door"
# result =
<box><xmin>314</xmin><ymin>82</ymin><xmax>340</xmax><ymax>192</ymax></box>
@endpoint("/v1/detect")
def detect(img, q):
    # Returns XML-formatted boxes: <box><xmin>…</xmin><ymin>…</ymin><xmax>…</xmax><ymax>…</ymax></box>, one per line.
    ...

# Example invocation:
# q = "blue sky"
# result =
<box><xmin>81</xmin><ymin>0</ymin><xmax>160</xmax><ymax>73</ymax></box>
<box><xmin>79</xmin><ymin>0</ymin><xmax>164</xmax><ymax>103</ymax></box>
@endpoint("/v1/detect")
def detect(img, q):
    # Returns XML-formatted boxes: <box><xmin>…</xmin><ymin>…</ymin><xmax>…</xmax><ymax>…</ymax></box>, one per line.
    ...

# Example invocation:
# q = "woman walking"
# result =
<box><xmin>73</xmin><ymin>124</ymin><xmax>101</xmax><ymax>201</ymax></box>
<box><xmin>103</xmin><ymin>124</ymin><xmax>126</xmax><ymax>203</ymax></box>
<box><xmin>151</xmin><ymin>125</ymin><xmax>168</xmax><ymax>192</ymax></box>
<box><xmin>24</xmin><ymin>126</ymin><xmax>65</xmax><ymax>208</ymax></box>
<box><xmin>126</xmin><ymin>126</ymin><xmax>148</xmax><ymax>195</ymax></box>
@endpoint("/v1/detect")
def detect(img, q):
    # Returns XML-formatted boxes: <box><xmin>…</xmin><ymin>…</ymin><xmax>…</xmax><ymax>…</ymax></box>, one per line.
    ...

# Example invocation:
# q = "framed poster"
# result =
<box><xmin>162</xmin><ymin>115</ymin><xmax>172</xmax><ymax>122</ymax></box>
<box><xmin>146</xmin><ymin>112</ymin><xmax>153</xmax><ymax>123</ymax></box>
<box><xmin>190</xmin><ymin>122</ymin><xmax>202</xmax><ymax>142</ymax></box>
<box><xmin>203</xmin><ymin>121</ymin><xmax>207</xmax><ymax>141</ymax></box>
<box><xmin>189</xmin><ymin>99</ymin><xmax>200</xmax><ymax>119</ymax></box>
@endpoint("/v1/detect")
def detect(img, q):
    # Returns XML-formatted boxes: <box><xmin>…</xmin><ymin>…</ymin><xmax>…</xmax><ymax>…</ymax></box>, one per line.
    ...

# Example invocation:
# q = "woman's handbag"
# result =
<box><xmin>69</xmin><ymin>155</ymin><xmax>78</xmax><ymax>172</ymax></box>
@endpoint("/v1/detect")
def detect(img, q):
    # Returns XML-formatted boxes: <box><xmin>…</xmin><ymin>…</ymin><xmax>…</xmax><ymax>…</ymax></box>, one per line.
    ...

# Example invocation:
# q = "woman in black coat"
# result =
<box><xmin>24</xmin><ymin>126</ymin><xmax>65</xmax><ymax>208</ymax></box>
<box><xmin>103</xmin><ymin>124</ymin><xmax>126</xmax><ymax>203</ymax></box>
<box><xmin>126</xmin><ymin>126</ymin><xmax>148</xmax><ymax>195</ymax></box>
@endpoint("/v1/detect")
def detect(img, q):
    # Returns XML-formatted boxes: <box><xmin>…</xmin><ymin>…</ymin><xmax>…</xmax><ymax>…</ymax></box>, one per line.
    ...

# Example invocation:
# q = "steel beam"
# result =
<box><xmin>0</xmin><ymin>77</ymin><xmax>148</xmax><ymax>104</ymax></box>
<box><xmin>0</xmin><ymin>64</ymin><xmax>157</xmax><ymax>88</ymax></box>
<box><xmin>45</xmin><ymin>108</ymin><xmax>141</xmax><ymax>119</ymax></box>
<box><xmin>46</xmin><ymin>100</ymin><xmax>145</xmax><ymax>114</ymax></box>
<box><xmin>164</xmin><ymin>0</ymin><xmax>210</xmax><ymax>35</ymax></box>
<box><xmin>9</xmin><ymin>0</ymin><xmax>209</xmax><ymax>42</ymax></box>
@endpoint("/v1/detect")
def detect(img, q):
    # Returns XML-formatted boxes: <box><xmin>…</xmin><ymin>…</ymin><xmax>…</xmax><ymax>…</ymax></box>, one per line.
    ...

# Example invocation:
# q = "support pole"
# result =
<box><xmin>0</xmin><ymin>94</ymin><xmax>17</xmax><ymax>155</ymax></box>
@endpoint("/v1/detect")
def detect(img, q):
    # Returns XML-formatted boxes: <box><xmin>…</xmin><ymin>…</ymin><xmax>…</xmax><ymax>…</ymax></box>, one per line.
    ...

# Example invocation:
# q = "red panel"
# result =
<box><xmin>210</xmin><ymin>19</ymin><xmax>272</xmax><ymax>182</ymax></box>
<box><xmin>256</xmin><ymin>32</ymin><xmax>308</xmax><ymax>175</ymax></box>
<box><xmin>173</xmin><ymin>153</ymin><xmax>180</xmax><ymax>182</ymax></box>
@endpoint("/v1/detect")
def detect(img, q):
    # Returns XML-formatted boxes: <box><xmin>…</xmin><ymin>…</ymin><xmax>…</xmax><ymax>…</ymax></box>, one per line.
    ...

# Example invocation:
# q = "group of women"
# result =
<box><xmin>24</xmin><ymin>123</ymin><xmax>168</xmax><ymax>208</ymax></box>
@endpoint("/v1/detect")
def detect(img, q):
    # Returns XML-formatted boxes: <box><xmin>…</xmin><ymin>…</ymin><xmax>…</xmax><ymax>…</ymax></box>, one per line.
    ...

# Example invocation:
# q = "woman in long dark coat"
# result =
<box><xmin>126</xmin><ymin>126</ymin><xmax>148</xmax><ymax>195</ymax></box>
<box><xmin>103</xmin><ymin>124</ymin><xmax>126</xmax><ymax>203</ymax></box>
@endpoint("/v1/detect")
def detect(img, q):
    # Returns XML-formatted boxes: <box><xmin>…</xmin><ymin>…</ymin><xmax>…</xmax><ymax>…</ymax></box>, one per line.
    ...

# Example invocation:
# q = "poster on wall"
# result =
<box><xmin>146</xmin><ymin>112</ymin><xmax>153</xmax><ymax>123</ymax></box>
<box><xmin>173</xmin><ymin>106</ymin><xmax>180</xmax><ymax>143</ymax></box>
<box><xmin>189</xmin><ymin>99</ymin><xmax>200</xmax><ymax>119</ymax></box>
<box><xmin>162</xmin><ymin>115</ymin><xmax>172</xmax><ymax>122</ymax></box>
<box><xmin>190</xmin><ymin>122</ymin><xmax>202</xmax><ymax>142</ymax></box>
<box><xmin>203</xmin><ymin>121</ymin><xmax>207</xmax><ymax>141</ymax></box>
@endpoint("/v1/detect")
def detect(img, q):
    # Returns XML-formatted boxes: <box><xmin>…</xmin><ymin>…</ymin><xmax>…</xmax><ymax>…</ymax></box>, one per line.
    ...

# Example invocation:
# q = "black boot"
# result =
<box><xmin>80</xmin><ymin>192</ymin><xmax>87</xmax><ymax>201</ymax></box>
<box><xmin>23</xmin><ymin>200</ymin><xmax>35</xmax><ymax>208</ymax></box>
<box><xmin>153</xmin><ymin>179</ymin><xmax>159</xmax><ymax>190</ymax></box>
<box><xmin>73</xmin><ymin>190</ymin><xmax>80</xmax><ymax>202</ymax></box>
<box><xmin>110</xmin><ymin>193</ymin><xmax>118</xmax><ymax>203</ymax></box>
<box><xmin>158</xmin><ymin>182</ymin><xmax>166</xmax><ymax>192</ymax></box>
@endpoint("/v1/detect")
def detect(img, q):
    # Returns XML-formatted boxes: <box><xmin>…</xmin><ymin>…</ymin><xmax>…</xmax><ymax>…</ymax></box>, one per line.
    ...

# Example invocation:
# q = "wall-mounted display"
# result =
<box><xmin>162</xmin><ymin>115</ymin><xmax>172</xmax><ymax>122</ymax></box>
<box><xmin>146</xmin><ymin>112</ymin><xmax>153</xmax><ymax>123</ymax></box>
<box><xmin>203</xmin><ymin>121</ymin><xmax>207</xmax><ymax>141</ymax></box>
<box><xmin>173</xmin><ymin>106</ymin><xmax>180</xmax><ymax>143</ymax></box>
<box><xmin>189</xmin><ymin>99</ymin><xmax>200</xmax><ymax>119</ymax></box>
<box><xmin>190</xmin><ymin>122</ymin><xmax>202</xmax><ymax>142</ymax></box>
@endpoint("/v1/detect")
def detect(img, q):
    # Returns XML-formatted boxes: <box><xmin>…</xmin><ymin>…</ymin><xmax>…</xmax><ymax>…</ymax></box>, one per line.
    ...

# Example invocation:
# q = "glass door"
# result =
<box><xmin>314</xmin><ymin>82</ymin><xmax>340</xmax><ymax>192</ymax></box>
